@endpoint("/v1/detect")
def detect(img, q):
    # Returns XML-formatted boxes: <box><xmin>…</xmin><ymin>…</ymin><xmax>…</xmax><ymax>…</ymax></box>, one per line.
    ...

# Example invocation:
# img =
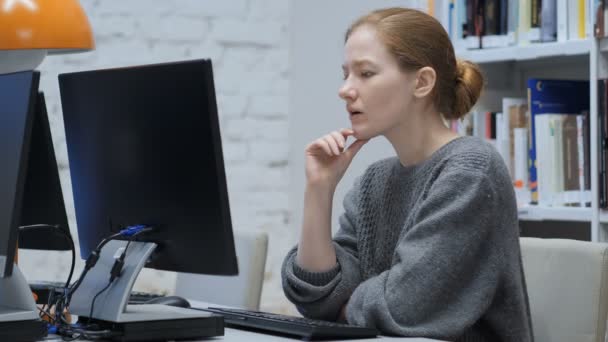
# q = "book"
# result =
<box><xmin>527</xmin><ymin>79</ymin><xmax>589</xmax><ymax>204</ymax></box>
<box><xmin>502</xmin><ymin>97</ymin><xmax>528</xmax><ymax>177</ymax></box>
<box><xmin>562</xmin><ymin>115</ymin><xmax>581</xmax><ymax>206</ymax></box>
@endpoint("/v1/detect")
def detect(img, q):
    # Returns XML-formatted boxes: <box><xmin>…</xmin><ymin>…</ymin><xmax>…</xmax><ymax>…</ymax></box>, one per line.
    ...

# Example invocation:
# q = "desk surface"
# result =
<box><xmin>47</xmin><ymin>330</ymin><xmax>443</xmax><ymax>342</ymax></box>
<box><xmin>212</xmin><ymin>329</ymin><xmax>443</xmax><ymax>341</ymax></box>
<box><xmin>43</xmin><ymin>300</ymin><xmax>446</xmax><ymax>342</ymax></box>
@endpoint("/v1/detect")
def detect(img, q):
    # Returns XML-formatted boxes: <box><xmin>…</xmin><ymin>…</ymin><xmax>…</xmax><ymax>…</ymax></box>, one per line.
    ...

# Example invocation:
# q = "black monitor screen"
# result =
<box><xmin>18</xmin><ymin>92</ymin><xmax>71</xmax><ymax>251</ymax></box>
<box><xmin>0</xmin><ymin>71</ymin><xmax>40</xmax><ymax>277</ymax></box>
<box><xmin>58</xmin><ymin>59</ymin><xmax>238</xmax><ymax>275</ymax></box>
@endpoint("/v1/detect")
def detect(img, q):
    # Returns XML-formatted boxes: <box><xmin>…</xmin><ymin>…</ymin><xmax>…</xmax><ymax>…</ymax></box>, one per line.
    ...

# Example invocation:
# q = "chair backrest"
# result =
<box><xmin>520</xmin><ymin>237</ymin><xmax>608</xmax><ymax>342</ymax></box>
<box><xmin>174</xmin><ymin>230</ymin><xmax>268</xmax><ymax>310</ymax></box>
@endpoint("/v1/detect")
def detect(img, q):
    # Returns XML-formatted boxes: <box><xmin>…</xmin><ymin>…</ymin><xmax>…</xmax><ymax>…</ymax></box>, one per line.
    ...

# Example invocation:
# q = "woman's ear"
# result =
<box><xmin>413</xmin><ymin>67</ymin><xmax>436</xmax><ymax>99</ymax></box>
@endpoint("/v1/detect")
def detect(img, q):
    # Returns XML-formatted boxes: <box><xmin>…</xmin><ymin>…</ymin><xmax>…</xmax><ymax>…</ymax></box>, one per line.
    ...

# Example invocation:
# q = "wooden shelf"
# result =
<box><xmin>456</xmin><ymin>40</ymin><xmax>591</xmax><ymax>64</ymax></box>
<box><xmin>518</xmin><ymin>206</ymin><xmax>592</xmax><ymax>222</ymax></box>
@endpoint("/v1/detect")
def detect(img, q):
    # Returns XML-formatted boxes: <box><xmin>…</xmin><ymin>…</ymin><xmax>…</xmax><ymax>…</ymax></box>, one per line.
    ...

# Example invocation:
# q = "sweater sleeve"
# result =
<box><xmin>281</xmin><ymin>180</ymin><xmax>364</xmax><ymax>321</ymax></box>
<box><xmin>345</xmin><ymin>169</ymin><xmax>506</xmax><ymax>340</ymax></box>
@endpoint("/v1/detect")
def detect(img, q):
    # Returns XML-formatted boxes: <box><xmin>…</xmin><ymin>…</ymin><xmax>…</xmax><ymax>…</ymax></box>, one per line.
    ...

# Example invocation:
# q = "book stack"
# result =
<box><xmin>429</xmin><ymin>0</ymin><xmax>593</xmax><ymax>51</ymax></box>
<box><xmin>450</xmin><ymin>79</ymin><xmax>591</xmax><ymax>208</ymax></box>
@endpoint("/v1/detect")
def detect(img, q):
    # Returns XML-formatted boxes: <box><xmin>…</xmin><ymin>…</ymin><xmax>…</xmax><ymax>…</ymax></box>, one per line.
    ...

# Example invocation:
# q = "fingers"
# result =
<box><xmin>310</xmin><ymin>131</ymin><xmax>345</xmax><ymax>156</ymax></box>
<box><xmin>330</xmin><ymin>131</ymin><xmax>346</xmax><ymax>151</ymax></box>
<box><xmin>323</xmin><ymin>135</ymin><xmax>341</xmax><ymax>155</ymax></box>
<box><xmin>339</xmin><ymin>128</ymin><xmax>355</xmax><ymax>138</ymax></box>
<box><xmin>307</xmin><ymin>129</ymin><xmax>367</xmax><ymax>157</ymax></box>
<box><xmin>316</xmin><ymin>139</ymin><xmax>333</xmax><ymax>155</ymax></box>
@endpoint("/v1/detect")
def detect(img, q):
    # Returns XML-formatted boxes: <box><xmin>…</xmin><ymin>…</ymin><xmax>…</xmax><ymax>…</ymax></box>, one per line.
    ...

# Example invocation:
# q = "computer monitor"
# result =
<box><xmin>0</xmin><ymin>71</ymin><xmax>40</xmax><ymax>278</ymax></box>
<box><xmin>18</xmin><ymin>92</ymin><xmax>71</xmax><ymax>251</ymax></box>
<box><xmin>58</xmin><ymin>59</ymin><xmax>238</xmax><ymax>276</ymax></box>
<box><xmin>0</xmin><ymin>70</ymin><xmax>48</xmax><ymax>341</ymax></box>
<box><xmin>57</xmin><ymin>60</ymin><xmax>237</xmax><ymax>337</ymax></box>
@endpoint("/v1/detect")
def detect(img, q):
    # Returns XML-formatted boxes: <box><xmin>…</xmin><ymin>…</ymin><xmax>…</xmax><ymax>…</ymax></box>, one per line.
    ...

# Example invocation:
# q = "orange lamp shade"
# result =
<box><xmin>0</xmin><ymin>0</ymin><xmax>94</xmax><ymax>53</ymax></box>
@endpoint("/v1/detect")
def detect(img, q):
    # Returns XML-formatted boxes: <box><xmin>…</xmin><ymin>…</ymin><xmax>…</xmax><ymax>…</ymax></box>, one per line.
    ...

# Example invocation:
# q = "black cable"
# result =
<box><xmin>67</xmin><ymin>231</ymin><xmax>123</xmax><ymax>299</ymax></box>
<box><xmin>53</xmin><ymin>225</ymin><xmax>155</xmax><ymax>339</ymax></box>
<box><xmin>87</xmin><ymin>237</ymin><xmax>135</xmax><ymax>320</ymax></box>
<box><xmin>58</xmin><ymin>324</ymin><xmax>119</xmax><ymax>341</ymax></box>
<box><xmin>88</xmin><ymin>281</ymin><xmax>112</xmax><ymax>321</ymax></box>
<box><xmin>66</xmin><ymin>236</ymin><xmax>75</xmax><ymax>288</ymax></box>
<box><xmin>37</xmin><ymin>306</ymin><xmax>54</xmax><ymax>323</ymax></box>
<box><xmin>86</xmin><ymin>226</ymin><xmax>155</xmax><ymax>320</ymax></box>
<box><xmin>53</xmin><ymin>230</ymin><xmax>125</xmax><ymax>322</ymax></box>
<box><xmin>18</xmin><ymin>224</ymin><xmax>76</xmax><ymax>288</ymax></box>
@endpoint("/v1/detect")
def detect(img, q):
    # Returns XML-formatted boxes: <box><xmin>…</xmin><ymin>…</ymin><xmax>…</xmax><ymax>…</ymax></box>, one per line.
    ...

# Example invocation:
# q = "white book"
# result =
<box><xmin>473</xmin><ymin>111</ymin><xmax>486</xmax><ymax>139</ymax></box>
<box><xmin>514</xmin><ymin>128</ymin><xmax>530</xmax><ymax>207</ymax></box>
<box><xmin>556</xmin><ymin>0</ymin><xmax>568</xmax><ymax>42</ymax></box>
<box><xmin>540</xmin><ymin>0</ymin><xmax>557</xmax><ymax>42</ymax></box>
<box><xmin>519</xmin><ymin>0</ymin><xmax>532</xmax><ymax>45</ymax></box>
<box><xmin>452</xmin><ymin>0</ymin><xmax>467</xmax><ymax>50</ymax></box>
<box><xmin>496</xmin><ymin>113</ymin><xmax>509</xmax><ymax>167</ymax></box>
<box><xmin>435</xmin><ymin>0</ymin><xmax>451</xmax><ymax>35</ymax></box>
<box><xmin>535</xmin><ymin>115</ymin><xmax>550</xmax><ymax>206</ymax></box>
<box><xmin>502</xmin><ymin>97</ymin><xmax>527</xmax><ymax>177</ymax></box>
<box><xmin>513</xmin><ymin>128</ymin><xmax>528</xmax><ymax>188</ymax></box>
<box><xmin>507</xmin><ymin>0</ymin><xmax>520</xmax><ymax>45</ymax></box>
<box><xmin>586</xmin><ymin>0</ymin><xmax>592</xmax><ymax>37</ymax></box>
<box><xmin>544</xmin><ymin>115</ymin><xmax>557</xmax><ymax>206</ymax></box>
<box><xmin>576</xmin><ymin>115</ymin><xmax>587</xmax><ymax>206</ymax></box>
<box><xmin>568</xmin><ymin>0</ymin><xmax>580</xmax><ymax>39</ymax></box>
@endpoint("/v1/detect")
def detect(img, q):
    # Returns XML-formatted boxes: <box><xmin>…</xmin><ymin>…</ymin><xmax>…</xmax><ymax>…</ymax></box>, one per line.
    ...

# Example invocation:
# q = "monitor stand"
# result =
<box><xmin>0</xmin><ymin>265</ymin><xmax>48</xmax><ymax>341</ymax></box>
<box><xmin>69</xmin><ymin>240</ymin><xmax>223</xmax><ymax>340</ymax></box>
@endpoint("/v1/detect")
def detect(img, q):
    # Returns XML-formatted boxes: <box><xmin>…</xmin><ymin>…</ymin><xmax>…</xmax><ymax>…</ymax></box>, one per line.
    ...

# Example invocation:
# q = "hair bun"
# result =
<box><xmin>450</xmin><ymin>60</ymin><xmax>483</xmax><ymax>120</ymax></box>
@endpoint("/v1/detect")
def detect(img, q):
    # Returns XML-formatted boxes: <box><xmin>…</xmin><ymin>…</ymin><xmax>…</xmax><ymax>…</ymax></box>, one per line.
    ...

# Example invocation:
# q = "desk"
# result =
<box><xmin>42</xmin><ymin>300</ymin><xmax>446</xmax><ymax>342</ymax></box>
<box><xmin>46</xmin><ymin>330</ymin><xmax>443</xmax><ymax>342</ymax></box>
<box><xmin>210</xmin><ymin>329</ymin><xmax>444</xmax><ymax>341</ymax></box>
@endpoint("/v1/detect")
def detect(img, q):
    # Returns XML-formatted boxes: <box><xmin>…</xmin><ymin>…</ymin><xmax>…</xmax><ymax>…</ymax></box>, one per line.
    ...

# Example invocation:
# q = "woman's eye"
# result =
<box><xmin>361</xmin><ymin>71</ymin><xmax>374</xmax><ymax>78</ymax></box>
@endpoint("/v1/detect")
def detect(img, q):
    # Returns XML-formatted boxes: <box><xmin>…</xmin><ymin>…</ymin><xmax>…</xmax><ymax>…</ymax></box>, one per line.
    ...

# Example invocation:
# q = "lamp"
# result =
<box><xmin>0</xmin><ymin>0</ymin><xmax>95</xmax><ymax>74</ymax></box>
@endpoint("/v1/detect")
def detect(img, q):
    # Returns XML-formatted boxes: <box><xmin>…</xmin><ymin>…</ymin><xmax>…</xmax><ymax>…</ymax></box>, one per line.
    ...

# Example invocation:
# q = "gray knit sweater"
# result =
<box><xmin>282</xmin><ymin>136</ymin><xmax>533</xmax><ymax>342</ymax></box>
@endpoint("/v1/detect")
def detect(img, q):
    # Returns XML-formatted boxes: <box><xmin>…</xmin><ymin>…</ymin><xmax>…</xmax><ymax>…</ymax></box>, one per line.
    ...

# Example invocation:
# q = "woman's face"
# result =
<box><xmin>339</xmin><ymin>25</ymin><xmax>416</xmax><ymax>140</ymax></box>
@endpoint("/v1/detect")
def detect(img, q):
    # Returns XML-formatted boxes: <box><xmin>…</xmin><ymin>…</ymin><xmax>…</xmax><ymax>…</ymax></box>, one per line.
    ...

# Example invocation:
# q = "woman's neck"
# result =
<box><xmin>385</xmin><ymin>106</ymin><xmax>460</xmax><ymax>167</ymax></box>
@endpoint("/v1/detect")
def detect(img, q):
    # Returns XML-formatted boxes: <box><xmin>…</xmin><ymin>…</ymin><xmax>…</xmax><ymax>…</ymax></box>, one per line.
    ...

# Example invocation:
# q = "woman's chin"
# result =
<box><xmin>351</xmin><ymin>127</ymin><xmax>372</xmax><ymax>141</ymax></box>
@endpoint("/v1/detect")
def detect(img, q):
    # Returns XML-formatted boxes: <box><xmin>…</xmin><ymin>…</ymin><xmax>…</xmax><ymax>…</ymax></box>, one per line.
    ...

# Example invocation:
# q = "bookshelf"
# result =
<box><xmin>455</xmin><ymin>37</ymin><xmax>602</xmax><ymax>241</ymax></box>
<box><xmin>456</xmin><ymin>40</ymin><xmax>591</xmax><ymax>64</ymax></box>
<box><xmin>444</xmin><ymin>0</ymin><xmax>605</xmax><ymax>241</ymax></box>
<box><xmin>457</xmin><ymin>39</ymin><xmax>598</xmax><ymax>232</ymax></box>
<box><xmin>517</xmin><ymin>206</ymin><xmax>593</xmax><ymax>222</ymax></box>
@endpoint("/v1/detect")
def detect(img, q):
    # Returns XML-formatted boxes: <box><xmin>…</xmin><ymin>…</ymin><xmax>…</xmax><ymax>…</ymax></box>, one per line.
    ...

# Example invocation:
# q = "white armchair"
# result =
<box><xmin>174</xmin><ymin>230</ymin><xmax>269</xmax><ymax>310</ymax></box>
<box><xmin>520</xmin><ymin>237</ymin><xmax>608</xmax><ymax>342</ymax></box>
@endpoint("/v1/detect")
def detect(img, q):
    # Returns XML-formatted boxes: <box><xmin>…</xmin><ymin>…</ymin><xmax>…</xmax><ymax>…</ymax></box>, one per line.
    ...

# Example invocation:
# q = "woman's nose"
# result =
<box><xmin>338</xmin><ymin>82</ymin><xmax>356</xmax><ymax>101</ymax></box>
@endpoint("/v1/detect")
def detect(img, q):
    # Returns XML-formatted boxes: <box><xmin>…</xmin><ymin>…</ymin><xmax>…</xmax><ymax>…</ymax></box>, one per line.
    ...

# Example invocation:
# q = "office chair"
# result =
<box><xmin>520</xmin><ymin>237</ymin><xmax>608</xmax><ymax>342</ymax></box>
<box><xmin>174</xmin><ymin>230</ymin><xmax>269</xmax><ymax>310</ymax></box>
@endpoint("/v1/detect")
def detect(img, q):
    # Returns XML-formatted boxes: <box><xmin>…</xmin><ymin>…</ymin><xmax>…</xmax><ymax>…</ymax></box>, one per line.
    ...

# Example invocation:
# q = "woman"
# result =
<box><xmin>281</xmin><ymin>7</ymin><xmax>533</xmax><ymax>342</ymax></box>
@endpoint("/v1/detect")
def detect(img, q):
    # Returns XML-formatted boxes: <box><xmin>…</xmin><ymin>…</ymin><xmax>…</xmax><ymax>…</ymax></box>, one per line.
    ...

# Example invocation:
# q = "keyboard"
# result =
<box><xmin>200</xmin><ymin>307</ymin><xmax>379</xmax><ymax>340</ymax></box>
<box><xmin>30</xmin><ymin>282</ymin><xmax>166</xmax><ymax>306</ymax></box>
<box><xmin>128</xmin><ymin>291</ymin><xmax>165</xmax><ymax>304</ymax></box>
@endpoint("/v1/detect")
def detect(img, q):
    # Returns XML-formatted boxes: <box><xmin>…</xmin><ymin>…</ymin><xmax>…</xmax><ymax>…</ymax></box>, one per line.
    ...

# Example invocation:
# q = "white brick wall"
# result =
<box><xmin>18</xmin><ymin>0</ymin><xmax>294</xmax><ymax>314</ymax></box>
